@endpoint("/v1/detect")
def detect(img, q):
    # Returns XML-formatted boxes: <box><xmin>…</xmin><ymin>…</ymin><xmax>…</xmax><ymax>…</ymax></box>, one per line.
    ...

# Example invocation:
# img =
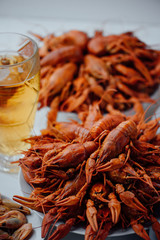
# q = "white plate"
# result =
<box><xmin>19</xmin><ymin>169</ymin><xmax>149</xmax><ymax>237</ymax></box>
<box><xmin>33</xmin><ymin>107</ymin><xmax>80</xmax><ymax>136</ymax></box>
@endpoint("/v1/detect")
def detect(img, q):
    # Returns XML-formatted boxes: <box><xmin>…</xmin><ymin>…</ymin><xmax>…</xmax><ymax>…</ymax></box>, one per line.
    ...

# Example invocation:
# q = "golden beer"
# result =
<box><xmin>0</xmin><ymin>33</ymin><xmax>40</xmax><ymax>172</ymax></box>
<box><xmin>0</xmin><ymin>66</ymin><xmax>40</xmax><ymax>155</ymax></box>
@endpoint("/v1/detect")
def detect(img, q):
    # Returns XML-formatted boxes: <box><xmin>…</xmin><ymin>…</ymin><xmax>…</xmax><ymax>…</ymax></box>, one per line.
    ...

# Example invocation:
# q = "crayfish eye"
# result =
<box><xmin>95</xmin><ymin>190</ymin><xmax>103</xmax><ymax>195</ymax></box>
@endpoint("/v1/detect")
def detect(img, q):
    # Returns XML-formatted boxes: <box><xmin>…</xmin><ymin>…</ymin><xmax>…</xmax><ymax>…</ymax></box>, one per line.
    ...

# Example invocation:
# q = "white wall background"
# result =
<box><xmin>0</xmin><ymin>0</ymin><xmax>160</xmax><ymax>25</ymax></box>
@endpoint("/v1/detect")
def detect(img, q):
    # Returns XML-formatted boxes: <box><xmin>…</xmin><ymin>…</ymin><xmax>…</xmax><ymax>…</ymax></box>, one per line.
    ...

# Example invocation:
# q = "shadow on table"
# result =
<box><xmin>44</xmin><ymin>225</ymin><xmax>147</xmax><ymax>240</ymax></box>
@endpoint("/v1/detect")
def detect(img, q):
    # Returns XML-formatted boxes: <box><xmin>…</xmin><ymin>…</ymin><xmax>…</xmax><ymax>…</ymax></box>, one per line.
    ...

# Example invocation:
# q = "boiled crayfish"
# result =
<box><xmin>31</xmin><ymin>29</ymin><xmax>160</xmax><ymax>128</ymax></box>
<box><xmin>13</xmin><ymin>103</ymin><xmax>160</xmax><ymax>240</ymax></box>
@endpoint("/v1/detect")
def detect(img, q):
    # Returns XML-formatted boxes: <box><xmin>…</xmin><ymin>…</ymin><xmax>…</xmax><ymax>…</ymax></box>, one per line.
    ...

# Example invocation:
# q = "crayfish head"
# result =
<box><xmin>108</xmin><ymin>192</ymin><xmax>116</xmax><ymax>200</ymax></box>
<box><xmin>86</xmin><ymin>199</ymin><xmax>95</xmax><ymax>208</ymax></box>
<box><xmin>90</xmin><ymin>183</ymin><xmax>109</xmax><ymax>203</ymax></box>
<box><xmin>97</xmin><ymin>207</ymin><xmax>111</xmax><ymax>221</ymax></box>
<box><xmin>116</xmin><ymin>184</ymin><xmax>125</xmax><ymax>195</ymax></box>
<box><xmin>108</xmin><ymin>168</ymin><xmax>131</xmax><ymax>184</ymax></box>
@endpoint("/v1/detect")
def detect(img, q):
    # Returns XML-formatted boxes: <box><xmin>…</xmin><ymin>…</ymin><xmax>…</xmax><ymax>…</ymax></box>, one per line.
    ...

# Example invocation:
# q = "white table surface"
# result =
<box><xmin>0</xmin><ymin>13</ymin><xmax>160</xmax><ymax>239</ymax></box>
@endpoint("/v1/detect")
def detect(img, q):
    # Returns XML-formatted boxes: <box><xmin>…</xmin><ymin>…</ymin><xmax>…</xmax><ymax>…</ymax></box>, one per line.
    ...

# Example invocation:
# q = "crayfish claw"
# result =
<box><xmin>85</xmin><ymin>156</ymin><xmax>96</xmax><ymax>184</ymax></box>
<box><xmin>116</xmin><ymin>184</ymin><xmax>147</xmax><ymax>213</ymax></box>
<box><xmin>55</xmin><ymin>196</ymin><xmax>79</xmax><ymax>207</ymax></box>
<box><xmin>96</xmin><ymin>153</ymin><xmax>127</xmax><ymax>173</ymax></box>
<box><xmin>85</xmin><ymin>224</ymin><xmax>95</xmax><ymax>240</ymax></box>
<box><xmin>86</xmin><ymin>199</ymin><xmax>98</xmax><ymax>232</ymax></box>
<box><xmin>108</xmin><ymin>193</ymin><xmax>121</xmax><ymax>224</ymax></box>
<box><xmin>96</xmin><ymin>222</ymin><xmax>112</xmax><ymax>240</ymax></box>
<box><xmin>150</xmin><ymin>215</ymin><xmax>160</xmax><ymax>240</ymax></box>
<box><xmin>47</xmin><ymin>218</ymin><xmax>75</xmax><ymax>240</ymax></box>
<box><xmin>41</xmin><ymin>208</ymin><xmax>57</xmax><ymax>238</ymax></box>
<box><xmin>13</xmin><ymin>196</ymin><xmax>42</xmax><ymax>212</ymax></box>
<box><xmin>131</xmin><ymin>222</ymin><xmax>150</xmax><ymax>240</ymax></box>
<box><xmin>131</xmin><ymin>198</ymin><xmax>148</xmax><ymax>213</ymax></box>
<box><xmin>13</xmin><ymin>195</ymin><xmax>33</xmax><ymax>202</ymax></box>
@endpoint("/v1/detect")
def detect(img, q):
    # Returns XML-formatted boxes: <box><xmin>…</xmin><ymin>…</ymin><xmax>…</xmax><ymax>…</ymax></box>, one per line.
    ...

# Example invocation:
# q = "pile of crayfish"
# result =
<box><xmin>0</xmin><ymin>194</ymin><xmax>32</xmax><ymax>239</ymax></box>
<box><xmin>13</xmin><ymin>103</ymin><xmax>160</xmax><ymax>240</ymax></box>
<box><xmin>34</xmin><ymin>29</ymin><xmax>160</xmax><ymax>121</ymax></box>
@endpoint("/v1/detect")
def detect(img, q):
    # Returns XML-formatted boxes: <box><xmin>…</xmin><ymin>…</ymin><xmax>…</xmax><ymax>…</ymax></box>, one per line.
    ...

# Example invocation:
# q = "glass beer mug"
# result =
<box><xmin>0</xmin><ymin>33</ymin><xmax>40</xmax><ymax>173</ymax></box>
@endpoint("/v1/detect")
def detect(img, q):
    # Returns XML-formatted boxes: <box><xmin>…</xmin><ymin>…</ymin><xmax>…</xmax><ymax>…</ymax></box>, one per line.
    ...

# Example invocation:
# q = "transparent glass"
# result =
<box><xmin>0</xmin><ymin>33</ymin><xmax>40</xmax><ymax>173</ymax></box>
